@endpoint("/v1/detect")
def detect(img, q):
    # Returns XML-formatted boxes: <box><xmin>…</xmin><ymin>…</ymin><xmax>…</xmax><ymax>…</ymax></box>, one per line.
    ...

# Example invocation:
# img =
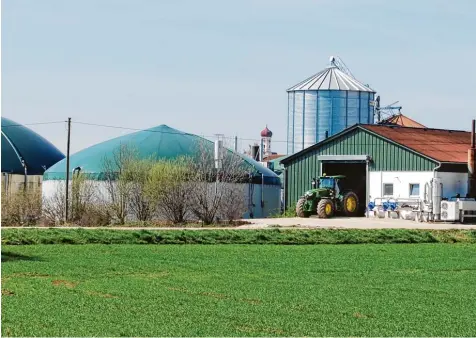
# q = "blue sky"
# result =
<box><xmin>2</xmin><ymin>0</ymin><xmax>476</xmax><ymax>155</ymax></box>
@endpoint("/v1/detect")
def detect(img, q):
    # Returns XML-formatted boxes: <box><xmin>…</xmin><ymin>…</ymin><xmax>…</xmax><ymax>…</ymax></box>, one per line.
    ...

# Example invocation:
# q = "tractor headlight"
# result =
<box><xmin>305</xmin><ymin>191</ymin><xmax>313</xmax><ymax>199</ymax></box>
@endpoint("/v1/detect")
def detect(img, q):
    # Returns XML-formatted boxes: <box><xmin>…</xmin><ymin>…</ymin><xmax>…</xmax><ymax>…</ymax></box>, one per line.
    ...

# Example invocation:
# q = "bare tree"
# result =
<box><xmin>42</xmin><ymin>181</ymin><xmax>67</xmax><ymax>225</ymax></box>
<box><xmin>69</xmin><ymin>172</ymin><xmax>111</xmax><ymax>226</ymax></box>
<box><xmin>2</xmin><ymin>189</ymin><xmax>42</xmax><ymax>226</ymax></box>
<box><xmin>41</xmin><ymin>175</ymin><xmax>110</xmax><ymax>226</ymax></box>
<box><xmin>102</xmin><ymin>144</ymin><xmax>137</xmax><ymax>224</ymax></box>
<box><xmin>218</xmin><ymin>184</ymin><xmax>247</xmax><ymax>224</ymax></box>
<box><xmin>145</xmin><ymin>156</ymin><xmax>193</xmax><ymax>224</ymax></box>
<box><xmin>126</xmin><ymin>159</ymin><xmax>156</xmax><ymax>222</ymax></box>
<box><xmin>70</xmin><ymin>172</ymin><xmax>98</xmax><ymax>222</ymax></box>
<box><xmin>188</xmin><ymin>140</ymin><xmax>249</xmax><ymax>225</ymax></box>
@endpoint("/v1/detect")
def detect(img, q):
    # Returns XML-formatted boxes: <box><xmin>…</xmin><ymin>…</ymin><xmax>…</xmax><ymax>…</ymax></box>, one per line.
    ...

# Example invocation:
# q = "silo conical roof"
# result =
<box><xmin>287</xmin><ymin>66</ymin><xmax>375</xmax><ymax>92</ymax></box>
<box><xmin>1</xmin><ymin>117</ymin><xmax>65</xmax><ymax>175</ymax></box>
<box><xmin>44</xmin><ymin>124</ymin><xmax>280</xmax><ymax>185</ymax></box>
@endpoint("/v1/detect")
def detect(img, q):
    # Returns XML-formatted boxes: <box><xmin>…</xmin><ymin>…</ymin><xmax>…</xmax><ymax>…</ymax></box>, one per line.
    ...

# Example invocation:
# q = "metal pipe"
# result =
<box><xmin>433</xmin><ymin>162</ymin><xmax>442</xmax><ymax>179</ymax></box>
<box><xmin>431</xmin><ymin>162</ymin><xmax>442</xmax><ymax>221</ymax></box>
<box><xmin>283</xmin><ymin>167</ymin><xmax>287</xmax><ymax>211</ymax></box>
<box><xmin>424</xmin><ymin>182</ymin><xmax>431</xmax><ymax>204</ymax></box>
<box><xmin>261</xmin><ymin>173</ymin><xmax>264</xmax><ymax>210</ymax></box>
<box><xmin>23</xmin><ymin>160</ymin><xmax>27</xmax><ymax>191</ymax></box>
<box><xmin>468</xmin><ymin>119</ymin><xmax>476</xmax><ymax>197</ymax></box>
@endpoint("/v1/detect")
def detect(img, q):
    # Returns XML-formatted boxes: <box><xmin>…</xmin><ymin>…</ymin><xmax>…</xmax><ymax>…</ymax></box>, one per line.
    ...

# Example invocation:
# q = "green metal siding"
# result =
<box><xmin>284</xmin><ymin>128</ymin><xmax>438</xmax><ymax>208</ymax></box>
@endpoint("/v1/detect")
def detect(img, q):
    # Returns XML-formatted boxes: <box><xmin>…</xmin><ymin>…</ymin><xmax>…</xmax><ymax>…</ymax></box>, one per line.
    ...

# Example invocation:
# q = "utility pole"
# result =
<box><xmin>65</xmin><ymin>118</ymin><xmax>71</xmax><ymax>223</ymax></box>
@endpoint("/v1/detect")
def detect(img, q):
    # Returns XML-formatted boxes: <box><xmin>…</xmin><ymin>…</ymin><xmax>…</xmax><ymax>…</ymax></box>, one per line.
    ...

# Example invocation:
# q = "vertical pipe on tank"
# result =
<box><xmin>468</xmin><ymin>119</ymin><xmax>476</xmax><ymax>197</ymax></box>
<box><xmin>261</xmin><ymin>173</ymin><xmax>264</xmax><ymax>210</ymax></box>
<box><xmin>22</xmin><ymin>160</ymin><xmax>28</xmax><ymax>191</ymax></box>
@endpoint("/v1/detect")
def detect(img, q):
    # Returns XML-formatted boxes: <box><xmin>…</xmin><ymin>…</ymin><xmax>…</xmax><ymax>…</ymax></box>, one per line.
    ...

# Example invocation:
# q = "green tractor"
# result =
<box><xmin>295</xmin><ymin>175</ymin><xmax>360</xmax><ymax>218</ymax></box>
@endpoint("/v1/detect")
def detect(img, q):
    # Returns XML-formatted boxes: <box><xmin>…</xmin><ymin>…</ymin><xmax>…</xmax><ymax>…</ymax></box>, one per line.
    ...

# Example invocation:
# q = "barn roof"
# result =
<box><xmin>362</xmin><ymin>125</ymin><xmax>470</xmax><ymax>163</ymax></box>
<box><xmin>281</xmin><ymin>124</ymin><xmax>471</xmax><ymax>165</ymax></box>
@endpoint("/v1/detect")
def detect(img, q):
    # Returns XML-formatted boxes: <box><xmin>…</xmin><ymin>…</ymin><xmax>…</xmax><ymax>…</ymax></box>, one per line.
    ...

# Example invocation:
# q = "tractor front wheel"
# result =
<box><xmin>317</xmin><ymin>199</ymin><xmax>334</xmax><ymax>218</ymax></box>
<box><xmin>296</xmin><ymin>198</ymin><xmax>310</xmax><ymax>218</ymax></box>
<box><xmin>343</xmin><ymin>191</ymin><xmax>359</xmax><ymax>216</ymax></box>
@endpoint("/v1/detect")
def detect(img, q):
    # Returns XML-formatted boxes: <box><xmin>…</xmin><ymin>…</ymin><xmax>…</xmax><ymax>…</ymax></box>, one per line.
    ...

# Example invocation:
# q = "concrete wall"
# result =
<box><xmin>2</xmin><ymin>173</ymin><xmax>42</xmax><ymax>195</ymax></box>
<box><xmin>369</xmin><ymin>171</ymin><xmax>469</xmax><ymax>204</ymax></box>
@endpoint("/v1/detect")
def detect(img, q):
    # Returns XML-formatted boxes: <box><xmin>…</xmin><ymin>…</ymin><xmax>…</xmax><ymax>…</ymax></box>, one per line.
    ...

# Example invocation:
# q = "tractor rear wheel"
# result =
<box><xmin>317</xmin><ymin>199</ymin><xmax>334</xmax><ymax>218</ymax></box>
<box><xmin>343</xmin><ymin>191</ymin><xmax>359</xmax><ymax>216</ymax></box>
<box><xmin>296</xmin><ymin>198</ymin><xmax>310</xmax><ymax>218</ymax></box>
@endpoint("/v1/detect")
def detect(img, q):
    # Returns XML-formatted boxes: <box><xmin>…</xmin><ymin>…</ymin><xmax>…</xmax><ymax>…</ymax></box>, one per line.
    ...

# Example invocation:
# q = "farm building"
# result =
<box><xmin>43</xmin><ymin>124</ymin><xmax>281</xmax><ymax>219</ymax></box>
<box><xmin>281</xmin><ymin>123</ymin><xmax>474</xmax><ymax>213</ymax></box>
<box><xmin>1</xmin><ymin>117</ymin><xmax>65</xmax><ymax>194</ymax></box>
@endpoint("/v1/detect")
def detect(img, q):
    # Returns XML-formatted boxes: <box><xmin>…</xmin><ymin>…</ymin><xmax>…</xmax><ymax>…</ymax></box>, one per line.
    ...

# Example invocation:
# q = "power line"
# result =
<box><xmin>70</xmin><ymin>121</ymin><xmax>471</xmax><ymax>146</ymax></box>
<box><xmin>1</xmin><ymin>121</ymin><xmax>66</xmax><ymax>128</ymax></box>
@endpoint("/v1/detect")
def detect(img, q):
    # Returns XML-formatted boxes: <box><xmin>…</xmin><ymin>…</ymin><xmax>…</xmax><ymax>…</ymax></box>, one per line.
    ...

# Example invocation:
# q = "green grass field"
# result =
<box><xmin>2</xmin><ymin>244</ymin><xmax>476</xmax><ymax>337</ymax></box>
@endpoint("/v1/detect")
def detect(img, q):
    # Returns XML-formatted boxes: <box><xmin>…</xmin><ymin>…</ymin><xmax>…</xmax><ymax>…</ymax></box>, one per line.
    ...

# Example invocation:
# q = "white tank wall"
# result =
<box><xmin>436</xmin><ymin>172</ymin><xmax>468</xmax><ymax>198</ymax></box>
<box><xmin>42</xmin><ymin>180</ymin><xmax>281</xmax><ymax>220</ymax></box>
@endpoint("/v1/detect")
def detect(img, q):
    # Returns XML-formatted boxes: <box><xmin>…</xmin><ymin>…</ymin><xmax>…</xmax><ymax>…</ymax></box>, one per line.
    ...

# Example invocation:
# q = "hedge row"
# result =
<box><xmin>2</xmin><ymin>228</ymin><xmax>476</xmax><ymax>245</ymax></box>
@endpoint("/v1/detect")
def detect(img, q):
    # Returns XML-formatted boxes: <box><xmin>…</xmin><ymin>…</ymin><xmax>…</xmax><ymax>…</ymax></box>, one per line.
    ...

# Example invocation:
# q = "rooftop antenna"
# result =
<box><xmin>375</xmin><ymin>99</ymin><xmax>403</xmax><ymax>123</ymax></box>
<box><xmin>329</xmin><ymin>55</ymin><xmax>356</xmax><ymax>79</ymax></box>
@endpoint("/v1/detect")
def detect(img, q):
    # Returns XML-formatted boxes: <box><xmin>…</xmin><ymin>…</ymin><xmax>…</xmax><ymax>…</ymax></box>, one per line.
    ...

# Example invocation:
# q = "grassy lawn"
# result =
<box><xmin>2</xmin><ymin>244</ymin><xmax>476</xmax><ymax>337</ymax></box>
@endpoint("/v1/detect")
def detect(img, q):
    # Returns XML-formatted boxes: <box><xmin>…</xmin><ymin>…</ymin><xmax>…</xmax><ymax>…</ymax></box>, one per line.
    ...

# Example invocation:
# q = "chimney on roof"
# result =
<box><xmin>468</xmin><ymin>119</ymin><xmax>476</xmax><ymax>197</ymax></box>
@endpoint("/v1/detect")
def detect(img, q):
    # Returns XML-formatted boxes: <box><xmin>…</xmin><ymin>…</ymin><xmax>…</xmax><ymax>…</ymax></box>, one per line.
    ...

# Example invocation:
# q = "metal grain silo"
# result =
<box><xmin>287</xmin><ymin>57</ymin><xmax>376</xmax><ymax>154</ymax></box>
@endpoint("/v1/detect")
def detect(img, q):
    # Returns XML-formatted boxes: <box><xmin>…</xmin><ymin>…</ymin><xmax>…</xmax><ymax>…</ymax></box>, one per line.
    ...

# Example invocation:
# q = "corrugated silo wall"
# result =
<box><xmin>283</xmin><ymin>128</ymin><xmax>437</xmax><ymax>208</ymax></box>
<box><xmin>287</xmin><ymin>91</ymin><xmax>375</xmax><ymax>154</ymax></box>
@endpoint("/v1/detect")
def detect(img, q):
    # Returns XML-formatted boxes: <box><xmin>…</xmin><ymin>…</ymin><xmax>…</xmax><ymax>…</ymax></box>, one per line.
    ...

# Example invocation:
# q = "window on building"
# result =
<box><xmin>383</xmin><ymin>183</ymin><xmax>393</xmax><ymax>196</ymax></box>
<box><xmin>409</xmin><ymin>183</ymin><xmax>420</xmax><ymax>197</ymax></box>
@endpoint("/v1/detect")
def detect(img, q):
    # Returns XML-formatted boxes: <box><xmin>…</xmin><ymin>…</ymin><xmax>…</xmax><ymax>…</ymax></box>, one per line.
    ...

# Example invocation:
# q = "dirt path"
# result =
<box><xmin>3</xmin><ymin>217</ymin><xmax>476</xmax><ymax>230</ymax></box>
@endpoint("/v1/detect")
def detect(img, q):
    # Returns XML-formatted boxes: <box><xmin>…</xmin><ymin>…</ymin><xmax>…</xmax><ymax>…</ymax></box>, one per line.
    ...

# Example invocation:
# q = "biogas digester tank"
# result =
<box><xmin>286</xmin><ymin>57</ymin><xmax>376</xmax><ymax>154</ymax></box>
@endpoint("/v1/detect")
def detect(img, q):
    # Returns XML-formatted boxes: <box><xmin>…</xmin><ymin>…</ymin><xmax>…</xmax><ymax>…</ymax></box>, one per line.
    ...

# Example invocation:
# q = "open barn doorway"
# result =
<box><xmin>321</xmin><ymin>161</ymin><xmax>367</xmax><ymax>216</ymax></box>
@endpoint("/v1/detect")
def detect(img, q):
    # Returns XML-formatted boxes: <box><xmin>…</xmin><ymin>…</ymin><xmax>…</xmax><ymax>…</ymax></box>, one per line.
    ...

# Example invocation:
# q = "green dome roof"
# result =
<box><xmin>44</xmin><ymin>124</ymin><xmax>280</xmax><ymax>185</ymax></box>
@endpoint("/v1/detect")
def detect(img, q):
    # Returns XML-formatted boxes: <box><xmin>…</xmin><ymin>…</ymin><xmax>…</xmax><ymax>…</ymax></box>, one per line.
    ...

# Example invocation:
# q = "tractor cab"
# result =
<box><xmin>312</xmin><ymin>175</ymin><xmax>345</xmax><ymax>194</ymax></box>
